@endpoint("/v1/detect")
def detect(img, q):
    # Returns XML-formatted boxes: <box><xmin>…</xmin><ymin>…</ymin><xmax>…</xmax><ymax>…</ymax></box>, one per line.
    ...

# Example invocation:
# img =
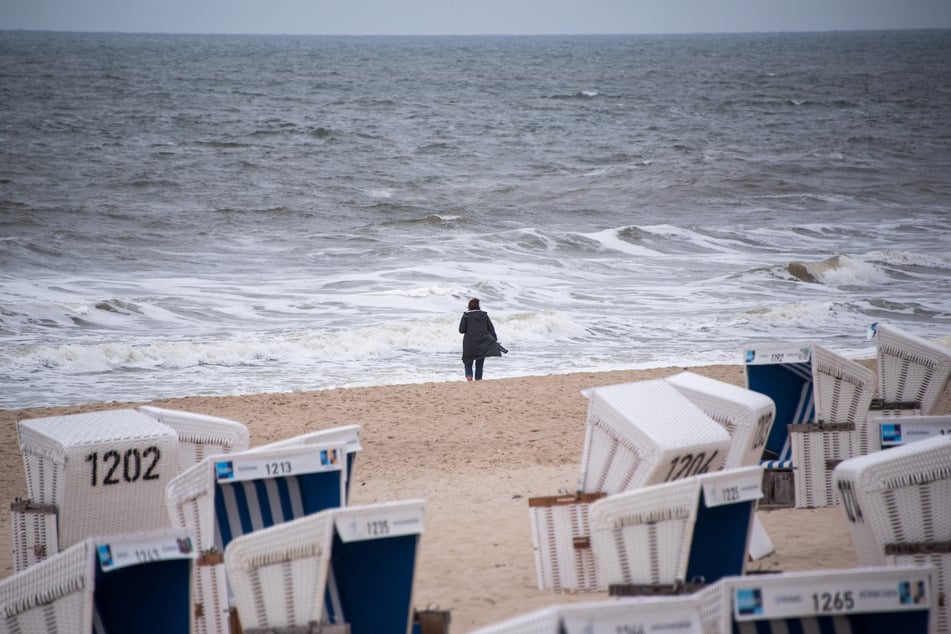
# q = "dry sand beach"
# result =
<box><xmin>2</xmin><ymin>361</ymin><xmax>948</xmax><ymax>631</ymax></box>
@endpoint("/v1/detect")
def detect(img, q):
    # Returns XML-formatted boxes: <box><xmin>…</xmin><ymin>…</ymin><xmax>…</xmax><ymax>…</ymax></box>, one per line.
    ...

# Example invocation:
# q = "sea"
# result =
<box><xmin>1</xmin><ymin>29</ymin><xmax>950</xmax><ymax>410</ymax></box>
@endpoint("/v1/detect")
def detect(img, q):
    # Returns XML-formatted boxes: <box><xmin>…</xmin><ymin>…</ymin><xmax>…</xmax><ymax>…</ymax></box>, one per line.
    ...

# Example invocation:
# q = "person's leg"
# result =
<box><xmin>474</xmin><ymin>357</ymin><xmax>485</xmax><ymax>380</ymax></box>
<box><xmin>464</xmin><ymin>360</ymin><xmax>474</xmax><ymax>381</ymax></box>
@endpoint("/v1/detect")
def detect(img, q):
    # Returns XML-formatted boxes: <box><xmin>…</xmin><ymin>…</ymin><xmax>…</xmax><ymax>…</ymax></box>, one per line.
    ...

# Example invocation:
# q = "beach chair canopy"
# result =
<box><xmin>579</xmin><ymin>379</ymin><xmax>731</xmax><ymax>493</ymax></box>
<box><xmin>665</xmin><ymin>371</ymin><xmax>776</xmax><ymax>469</ymax></box>
<box><xmin>589</xmin><ymin>466</ymin><xmax>763</xmax><ymax>589</ymax></box>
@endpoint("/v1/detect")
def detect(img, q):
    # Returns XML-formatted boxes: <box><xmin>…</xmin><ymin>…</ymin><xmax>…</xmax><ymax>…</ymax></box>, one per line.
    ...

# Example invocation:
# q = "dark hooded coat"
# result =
<box><xmin>459</xmin><ymin>309</ymin><xmax>503</xmax><ymax>361</ymax></box>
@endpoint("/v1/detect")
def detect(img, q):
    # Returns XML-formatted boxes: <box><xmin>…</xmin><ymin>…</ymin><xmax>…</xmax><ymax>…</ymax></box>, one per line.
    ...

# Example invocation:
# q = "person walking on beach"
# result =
<box><xmin>459</xmin><ymin>297</ymin><xmax>504</xmax><ymax>381</ymax></box>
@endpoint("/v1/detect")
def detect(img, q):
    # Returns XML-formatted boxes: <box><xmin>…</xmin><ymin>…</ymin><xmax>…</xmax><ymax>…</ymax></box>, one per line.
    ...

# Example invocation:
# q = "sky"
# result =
<box><xmin>2</xmin><ymin>0</ymin><xmax>951</xmax><ymax>36</ymax></box>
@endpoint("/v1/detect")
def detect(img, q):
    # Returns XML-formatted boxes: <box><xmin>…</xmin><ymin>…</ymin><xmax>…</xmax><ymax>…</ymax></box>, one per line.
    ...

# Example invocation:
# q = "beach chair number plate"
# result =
<box><xmin>85</xmin><ymin>446</ymin><xmax>162</xmax><ymax>486</ymax></box>
<box><xmin>733</xmin><ymin>574</ymin><xmax>931</xmax><ymax>620</ymax></box>
<box><xmin>335</xmin><ymin>506</ymin><xmax>424</xmax><ymax>542</ymax></box>
<box><xmin>216</xmin><ymin>446</ymin><xmax>343</xmax><ymax>482</ymax></box>
<box><xmin>702</xmin><ymin>471</ymin><xmax>762</xmax><ymax>507</ymax></box>
<box><xmin>96</xmin><ymin>533</ymin><xmax>196</xmax><ymax>572</ymax></box>
<box><xmin>744</xmin><ymin>347</ymin><xmax>811</xmax><ymax>365</ymax></box>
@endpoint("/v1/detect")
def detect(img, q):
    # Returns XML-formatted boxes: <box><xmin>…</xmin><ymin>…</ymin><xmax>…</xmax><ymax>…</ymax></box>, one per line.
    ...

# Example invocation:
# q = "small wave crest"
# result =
<box><xmin>784</xmin><ymin>255</ymin><xmax>888</xmax><ymax>286</ymax></box>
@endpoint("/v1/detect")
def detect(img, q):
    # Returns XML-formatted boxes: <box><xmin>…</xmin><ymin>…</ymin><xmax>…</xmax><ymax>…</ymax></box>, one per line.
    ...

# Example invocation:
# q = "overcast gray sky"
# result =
<box><xmin>2</xmin><ymin>0</ymin><xmax>950</xmax><ymax>35</ymax></box>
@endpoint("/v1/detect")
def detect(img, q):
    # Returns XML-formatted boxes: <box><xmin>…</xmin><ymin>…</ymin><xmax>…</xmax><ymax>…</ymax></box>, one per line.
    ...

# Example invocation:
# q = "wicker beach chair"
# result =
<box><xmin>877</xmin><ymin>414</ymin><xmax>951</xmax><ymax>450</ymax></box>
<box><xmin>225</xmin><ymin>499</ymin><xmax>425</xmax><ymax>634</ymax></box>
<box><xmin>743</xmin><ymin>343</ymin><xmax>876</xmax><ymax>508</ymax></box>
<box><xmin>578</xmin><ymin>379</ymin><xmax>731</xmax><ymax>494</ymax></box>
<box><xmin>698</xmin><ymin>565</ymin><xmax>937</xmax><ymax>634</ymax></box>
<box><xmin>833</xmin><ymin>434</ymin><xmax>951</xmax><ymax>634</ymax></box>
<box><xmin>588</xmin><ymin>466</ymin><xmax>763</xmax><ymax>591</ymax></box>
<box><xmin>872</xmin><ymin>323</ymin><xmax>951</xmax><ymax>418</ymax></box>
<box><xmin>527</xmin><ymin>492</ymin><xmax>605</xmax><ymax>592</ymax></box>
<box><xmin>13</xmin><ymin>410</ymin><xmax>178</xmax><ymax>571</ymax></box>
<box><xmin>166</xmin><ymin>440</ymin><xmax>350</xmax><ymax>634</ymax></box>
<box><xmin>0</xmin><ymin>527</ymin><xmax>196</xmax><ymax>634</ymax></box>
<box><xmin>138</xmin><ymin>405</ymin><xmax>250</xmax><ymax>471</ymax></box>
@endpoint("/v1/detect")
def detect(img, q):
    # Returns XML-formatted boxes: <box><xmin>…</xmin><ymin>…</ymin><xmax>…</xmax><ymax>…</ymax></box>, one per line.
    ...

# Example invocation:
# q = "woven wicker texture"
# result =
<box><xmin>138</xmin><ymin>405</ymin><xmax>250</xmax><ymax>471</ymax></box>
<box><xmin>579</xmin><ymin>380</ymin><xmax>731</xmax><ymax>493</ymax></box>
<box><xmin>886</xmin><ymin>551</ymin><xmax>950</xmax><ymax>634</ymax></box>
<box><xmin>17</xmin><ymin>409</ymin><xmax>178</xmax><ymax>550</ymax></box>
<box><xmin>225</xmin><ymin>510</ymin><xmax>336</xmax><ymax>630</ymax></box>
<box><xmin>589</xmin><ymin>467</ymin><xmax>761</xmax><ymax>588</ymax></box>
<box><xmin>666</xmin><ymin>371</ymin><xmax>776</xmax><ymax>469</ymax></box>
<box><xmin>789</xmin><ymin>423</ymin><xmax>855</xmax><ymax>508</ymax></box>
<box><xmin>833</xmin><ymin>435</ymin><xmax>951</xmax><ymax>565</ymax></box>
<box><xmin>810</xmin><ymin>344</ymin><xmax>876</xmax><ymax>453</ymax></box>
<box><xmin>527</xmin><ymin>493</ymin><xmax>604</xmax><ymax>592</ymax></box>
<box><xmin>876</xmin><ymin>323</ymin><xmax>951</xmax><ymax>417</ymax></box>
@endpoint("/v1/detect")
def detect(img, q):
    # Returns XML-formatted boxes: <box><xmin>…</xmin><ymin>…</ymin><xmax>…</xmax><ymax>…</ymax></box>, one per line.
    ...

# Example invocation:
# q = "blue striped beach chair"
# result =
<box><xmin>225</xmin><ymin>499</ymin><xmax>426</xmax><ymax>634</ymax></box>
<box><xmin>589</xmin><ymin>466</ymin><xmax>764</xmax><ymax>591</ymax></box>
<box><xmin>699</xmin><ymin>565</ymin><xmax>937</xmax><ymax>634</ymax></box>
<box><xmin>0</xmin><ymin>527</ymin><xmax>196</xmax><ymax>634</ymax></box>
<box><xmin>744</xmin><ymin>343</ymin><xmax>875</xmax><ymax>508</ymax></box>
<box><xmin>166</xmin><ymin>439</ymin><xmax>351</xmax><ymax>634</ymax></box>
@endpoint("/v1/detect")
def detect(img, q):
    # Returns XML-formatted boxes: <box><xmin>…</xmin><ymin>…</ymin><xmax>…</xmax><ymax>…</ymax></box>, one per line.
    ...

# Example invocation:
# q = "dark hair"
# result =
<box><xmin>467</xmin><ymin>298</ymin><xmax>480</xmax><ymax>310</ymax></box>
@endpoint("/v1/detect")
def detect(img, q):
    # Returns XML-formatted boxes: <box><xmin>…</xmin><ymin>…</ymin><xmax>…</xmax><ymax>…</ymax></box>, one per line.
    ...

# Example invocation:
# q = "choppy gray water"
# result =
<box><xmin>1</xmin><ymin>30</ymin><xmax>950</xmax><ymax>409</ymax></box>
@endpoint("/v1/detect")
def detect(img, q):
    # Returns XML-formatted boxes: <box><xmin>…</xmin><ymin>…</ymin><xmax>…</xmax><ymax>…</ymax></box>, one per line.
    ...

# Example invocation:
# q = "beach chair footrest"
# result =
<box><xmin>884</xmin><ymin>540</ymin><xmax>951</xmax><ymax>555</ymax></box>
<box><xmin>870</xmin><ymin>399</ymin><xmax>920</xmax><ymax>411</ymax></box>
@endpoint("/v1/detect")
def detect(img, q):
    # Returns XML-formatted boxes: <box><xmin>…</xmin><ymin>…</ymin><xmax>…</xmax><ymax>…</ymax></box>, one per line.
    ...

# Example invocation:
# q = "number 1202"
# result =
<box><xmin>85</xmin><ymin>447</ymin><xmax>161</xmax><ymax>486</ymax></box>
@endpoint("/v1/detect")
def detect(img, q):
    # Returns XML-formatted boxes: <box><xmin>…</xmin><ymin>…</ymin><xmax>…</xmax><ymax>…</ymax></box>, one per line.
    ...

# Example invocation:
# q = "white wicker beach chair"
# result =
<box><xmin>698</xmin><ymin>565</ymin><xmax>937</xmax><ymax>634</ymax></box>
<box><xmin>877</xmin><ymin>414</ymin><xmax>951</xmax><ymax>449</ymax></box>
<box><xmin>0</xmin><ymin>527</ymin><xmax>196</xmax><ymax>634</ymax></box>
<box><xmin>833</xmin><ymin>435</ymin><xmax>951</xmax><ymax>634</ymax></box>
<box><xmin>743</xmin><ymin>343</ymin><xmax>876</xmax><ymax>508</ymax></box>
<box><xmin>15</xmin><ymin>410</ymin><xmax>178</xmax><ymax>557</ymax></box>
<box><xmin>166</xmin><ymin>440</ymin><xmax>349</xmax><ymax>634</ymax></box>
<box><xmin>10</xmin><ymin>499</ymin><xmax>58</xmax><ymax>573</ymax></box>
<box><xmin>138</xmin><ymin>405</ymin><xmax>250</xmax><ymax>471</ymax></box>
<box><xmin>873</xmin><ymin>323</ymin><xmax>951</xmax><ymax>418</ymax></box>
<box><xmin>527</xmin><ymin>492</ymin><xmax>605</xmax><ymax>592</ymax></box>
<box><xmin>578</xmin><ymin>380</ymin><xmax>732</xmax><ymax>494</ymax></box>
<box><xmin>588</xmin><ymin>466</ymin><xmax>763</xmax><ymax>590</ymax></box>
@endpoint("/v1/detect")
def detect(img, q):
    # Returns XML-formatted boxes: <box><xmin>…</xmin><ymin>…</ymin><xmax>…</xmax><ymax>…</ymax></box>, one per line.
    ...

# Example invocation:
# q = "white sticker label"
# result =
<box><xmin>334</xmin><ymin>505</ymin><xmax>424</xmax><ymax>543</ymax></box>
<box><xmin>702</xmin><ymin>471</ymin><xmax>763</xmax><ymax>507</ymax></box>
<box><xmin>216</xmin><ymin>445</ymin><xmax>344</xmax><ymax>482</ymax></box>
<box><xmin>733</xmin><ymin>574</ymin><xmax>931</xmax><ymax>621</ymax></box>
<box><xmin>744</xmin><ymin>347</ymin><xmax>811</xmax><ymax>365</ymax></box>
<box><xmin>97</xmin><ymin>534</ymin><xmax>196</xmax><ymax>572</ymax></box>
